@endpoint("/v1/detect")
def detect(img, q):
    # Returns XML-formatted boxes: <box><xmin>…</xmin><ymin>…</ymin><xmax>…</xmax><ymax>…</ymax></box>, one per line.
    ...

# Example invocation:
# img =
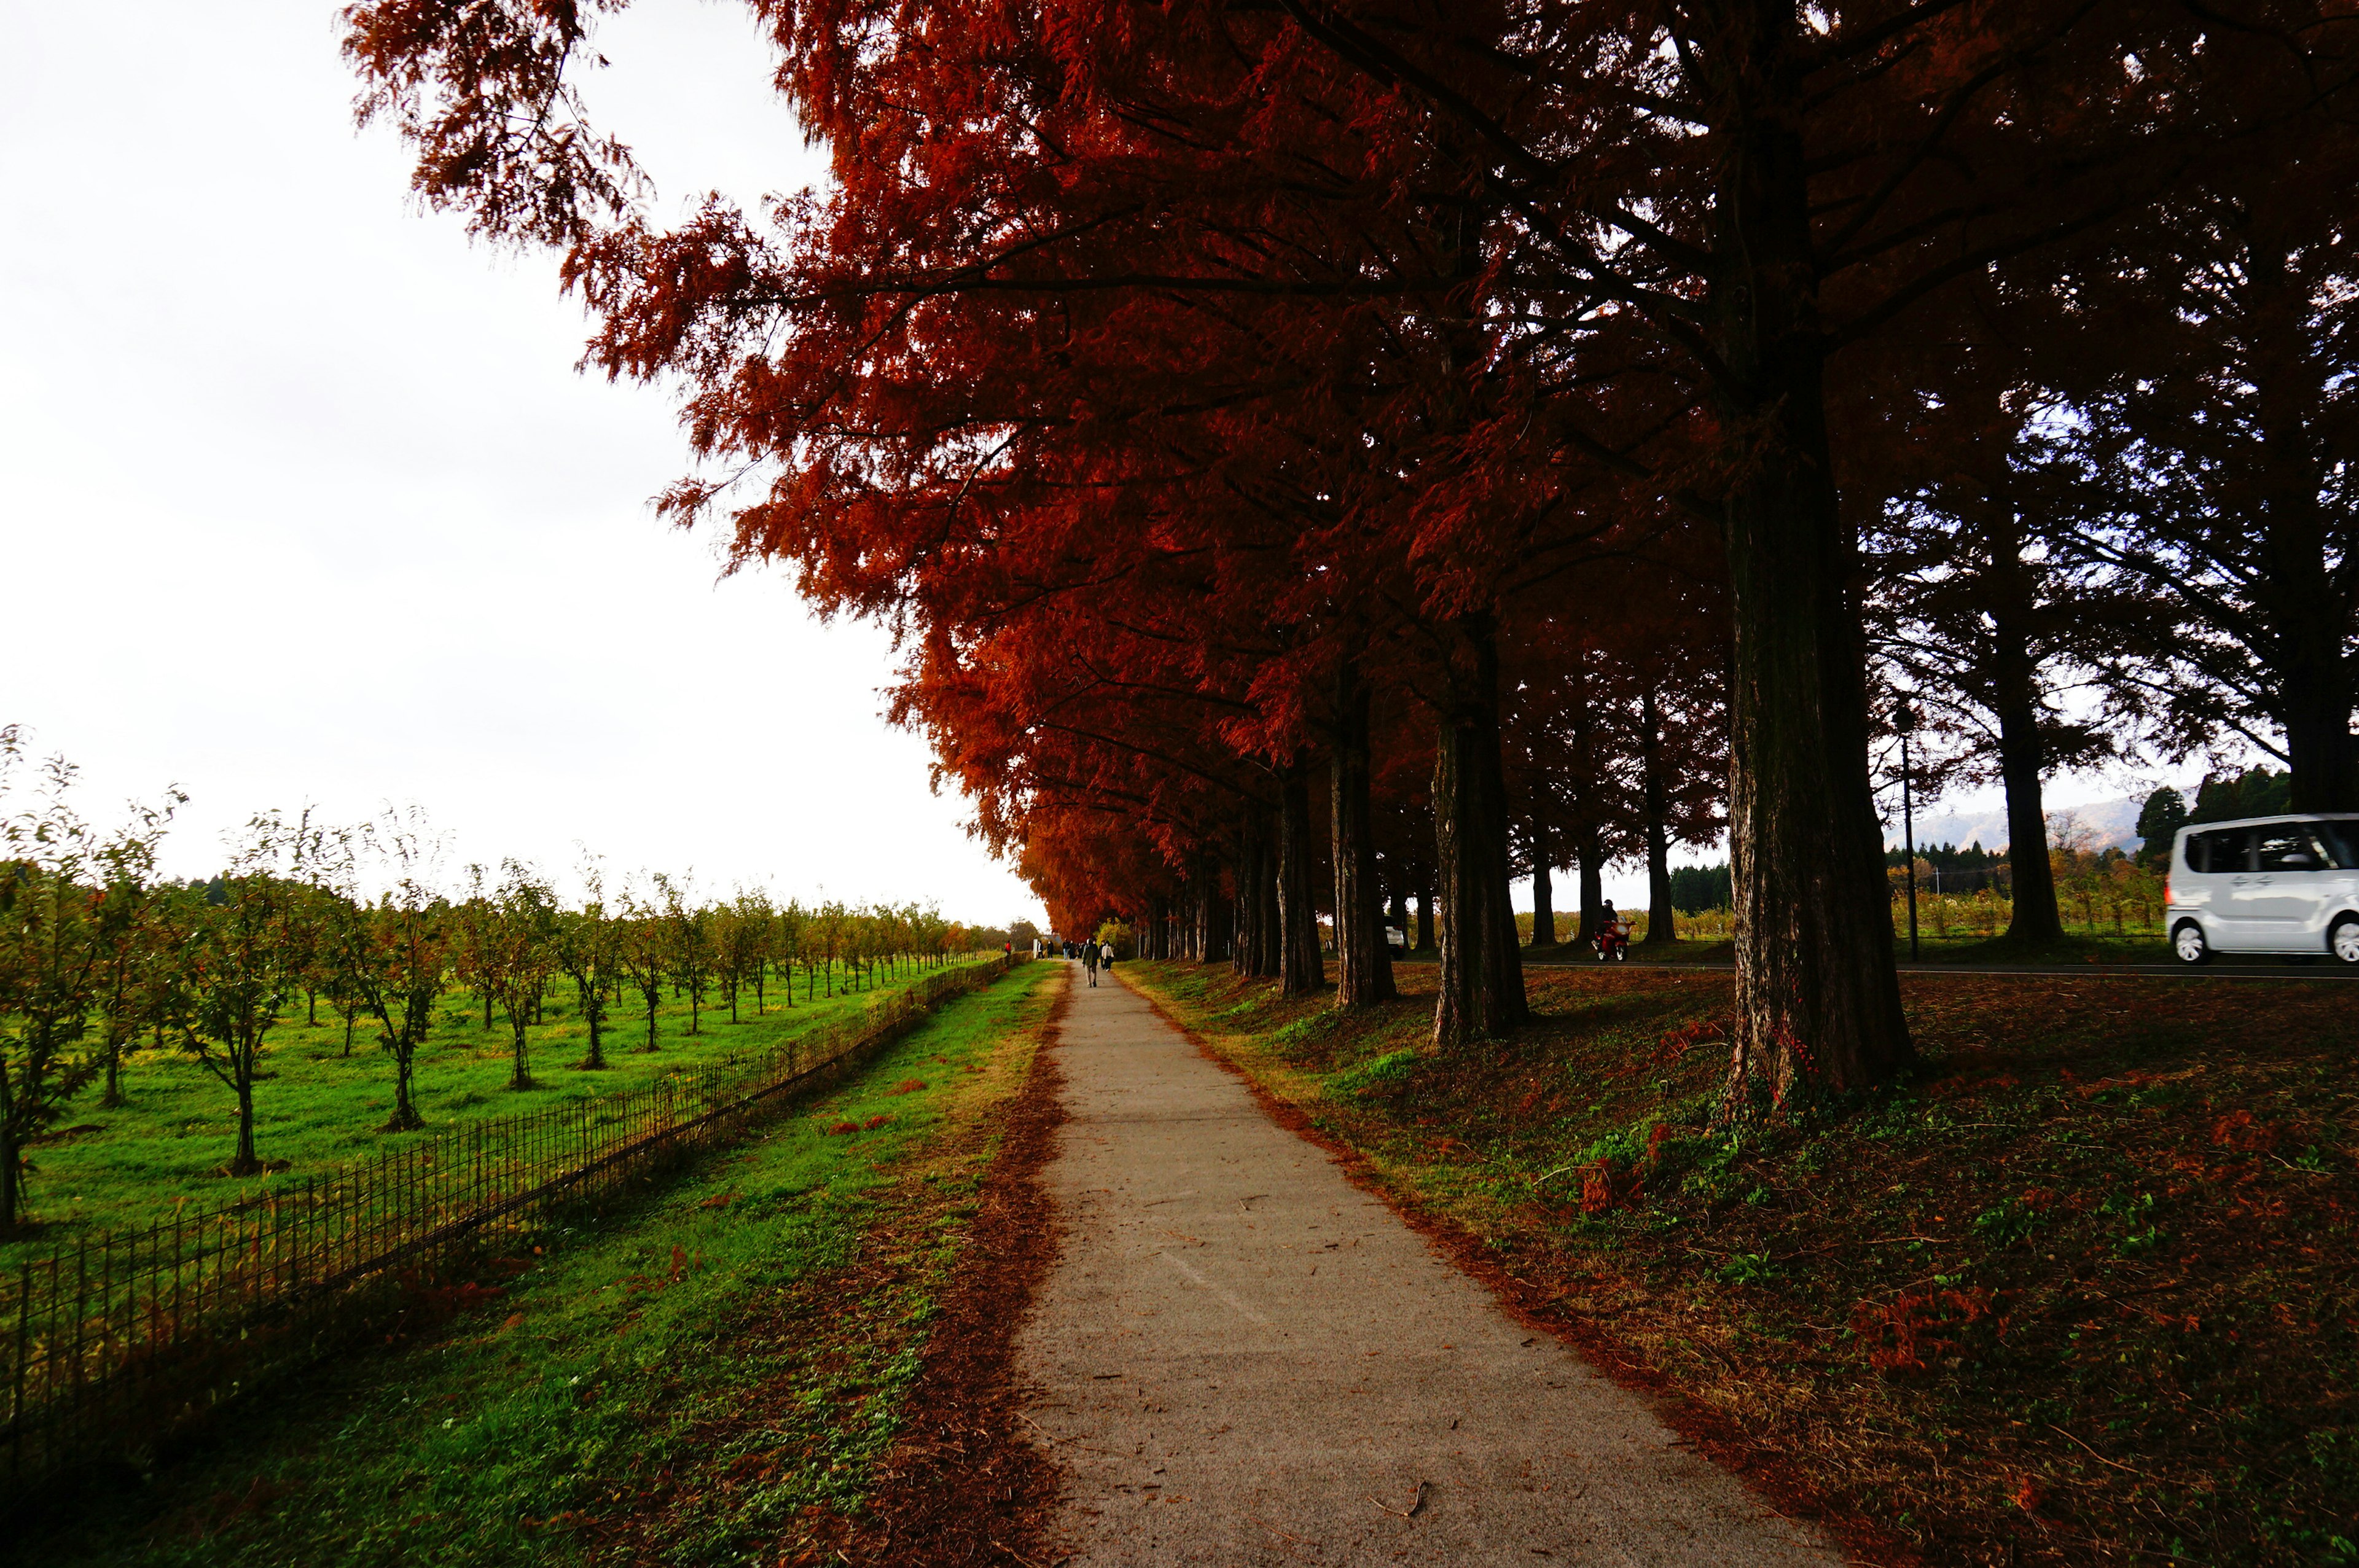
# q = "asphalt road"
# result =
<box><xmin>1013</xmin><ymin>971</ymin><xmax>1837</xmax><ymax>1566</ymax></box>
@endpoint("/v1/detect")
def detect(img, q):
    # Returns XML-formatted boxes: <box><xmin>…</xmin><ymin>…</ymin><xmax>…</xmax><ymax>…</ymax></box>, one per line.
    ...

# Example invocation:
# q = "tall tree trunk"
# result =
<box><xmin>1332</xmin><ymin>661</ymin><xmax>1396</xmax><ymax>1006</ymax></box>
<box><xmin>1416</xmin><ymin>889</ymin><xmax>1433</xmax><ymax>953</ymax></box>
<box><xmin>1433</xmin><ymin>615</ymin><xmax>1528</xmax><ymax>1047</ymax></box>
<box><xmin>1234</xmin><ymin>815</ymin><xmax>1279</xmax><ymax>978</ymax></box>
<box><xmin>1</xmin><ymin>1126</ymin><xmax>21</xmax><ymax>1231</ymax></box>
<box><xmin>1641</xmin><ymin>685</ymin><xmax>1676</xmax><ymax>945</ymax></box>
<box><xmin>1202</xmin><ymin>867</ymin><xmax>1230</xmax><ymax>964</ymax></box>
<box><xmin>2244</xmin><ymin>225</ymin><xmax>2359</xmax><ymax>813</ymax></box>
<box><xmin>2280</xmin><ymin>634</ymin><xmax>2359</xmax><ymax>811</ymax></box>
<box><xmin>1278</xmin><ymin>770</ymin><xmax>1324</xmax><ymax>993</ymax></box>
<box><xmin>1254</xmin><ymin>811</ymin><xmax>1283</xmax><ymax>976</ymax></box>
<box><xmin>1715</xmin><ymin>32</ymin><xmax>1913</xmax><ymax>1103</ymax></box>
<box><xmin>1578</xmin><ymin>832</ymin><xmax>1604</xmax><ymax>944</ymax></box>
<box><xmin>1529</xmin><ymin>821</ymin><xmax>1555</xmax><ymax>946</ymax></box>
<box><xmin>1388</xmin><ymin>887</ymin><xmax>1410</xmax><ymax>953</ymax></box>
<box><xmin>1995</xmin><ymin>692</ymin><xmax>2061</xmax><ymax>942</ymax></box>
<box><xmin>1571</xmin><ymin>697</ymin><xmax>1604</xmax><ymax>944</ymax></box>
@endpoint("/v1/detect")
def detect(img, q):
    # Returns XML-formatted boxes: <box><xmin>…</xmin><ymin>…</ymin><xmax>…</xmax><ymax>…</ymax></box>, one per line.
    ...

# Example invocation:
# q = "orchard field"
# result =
<box><xmin>2</xmin><ymin>951</ymin><xmax>993</xmax><ymax>1259</ymax></box>
<box><xmin>18</xmin><ymin>961</ymin><xmax>1064</xmax><ymax>1567</ymax></box>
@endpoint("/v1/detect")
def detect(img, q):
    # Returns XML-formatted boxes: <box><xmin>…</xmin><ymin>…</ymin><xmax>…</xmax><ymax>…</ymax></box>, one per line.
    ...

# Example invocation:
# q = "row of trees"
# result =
<box><xmin>348</xmin><ymin>0</ymin><xmax>2359</xmax><ymax>1110</ymax></box>
<box><xmin>0</xmin><ymin>728</ymin><xmax>975</xmax><ymax>1230</ymax></box>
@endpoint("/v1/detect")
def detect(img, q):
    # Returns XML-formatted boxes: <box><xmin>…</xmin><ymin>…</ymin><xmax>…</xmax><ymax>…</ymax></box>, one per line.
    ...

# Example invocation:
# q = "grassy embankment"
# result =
<box><xmin>1513</xmin><ymin>930</ymin><xmax>2180</xmax><ymax>964</ymax></box>
<box><xmin>1511</xmin><ymin>920</ymin><xmax>2178</xmax><ymax>965</ymax></box>
<box><xmin>6</xmin><ymin>956</ymin><xmax>993</xmax><ymax>1257</ymax></box>
<box><xmin>26</xmin><ymin>959</ymin><xmax>1063</xmax><ymax>1568</ymax></box>
<box><xmin>1127</xmin><ymin>959</ymin><xmax>2357</xmax><ymax>1567</ymax></box>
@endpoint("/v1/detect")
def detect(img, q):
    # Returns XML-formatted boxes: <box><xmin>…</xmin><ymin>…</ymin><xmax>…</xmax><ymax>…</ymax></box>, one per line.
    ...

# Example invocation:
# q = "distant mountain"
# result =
<box><xmin>1887</xmin><ymin>792</ymin><xmax>2156</xmax><ymax>856</ymax></box>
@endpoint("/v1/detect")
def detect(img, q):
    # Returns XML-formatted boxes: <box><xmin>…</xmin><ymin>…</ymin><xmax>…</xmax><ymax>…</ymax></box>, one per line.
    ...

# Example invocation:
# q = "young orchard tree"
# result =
<box><xmin>0</xmin><ymin>733</ymin><xmax>176</xmax><ymax>1228</ymax></box>
<box><xmin>731</xmin><ymin>889</ymin><xmax>775</xmax><ymax>1017</ymax></box>
<box><xmin>87</xmin><ymin>785</ymin><xmax>186</xmax><ymax>1107</ymax></box>
<box><xmin>773</xmin><ymin>899</ymin><xmax>804</xmax><ymax>1008</ymax></box>
<box><xmin>452</xmin><ymin>865</ymin><xmax>498</xmax><ymax>1031</ymax></box>
<box><xmin>657</xmin><ymin>873</ymin><xmax>711</xmax><ymax>1032</ymax></box>
<box><xmin>161</xmin><ymin>815</ymin><xmax>313</xmax><ymax>1177</ymax></box>
<box><xmin>343</xmin><ymin>813</ymin><xmax>451</xmax><ymax>1132</ymax></box>
<box><xmin>614</xmin><ymin>883</ymin><xmax>667</xmax><ymax>1051</ymax></box>
<box><xmin>480</xmin><ymin>860</ymin><xmax>558</xmax><ymax>1090</ymax></box>
<box><xmin>555</xmin><ymin>855</ymin><xmax>616</xmax><ymax>1069</ymax></box>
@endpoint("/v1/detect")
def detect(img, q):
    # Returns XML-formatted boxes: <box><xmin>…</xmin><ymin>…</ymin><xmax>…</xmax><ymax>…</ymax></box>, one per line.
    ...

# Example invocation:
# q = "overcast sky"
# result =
<box><xmin>1</xmin><ymin>1</ymin><xmax>1049</xmax><ymax>926</ymax></box>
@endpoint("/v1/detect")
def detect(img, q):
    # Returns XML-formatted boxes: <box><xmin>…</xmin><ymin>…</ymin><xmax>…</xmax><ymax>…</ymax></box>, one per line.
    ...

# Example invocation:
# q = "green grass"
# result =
<box><xmin>6</xmin><ymin>958</ymin><xmax>995</xmax><ymax>1262</ymax></box>
<box><xmin>1512</xmin><ymin>931</ymin><xmax>2188</xmax><ymax>965</ymax></box>
<box><xmin>27</xmin><ymin>959</ymin><xmax>1061</xmax><ymax>1568</ymax></box>
<box><xmin>1901</xmin><ymin>930</ymin><xmax>2173</xmax><ymax>964</ymax></box>
<box><xmin>1129</xmin><ymin>959</ymin><xmax>2359</xmax><ymax>1567</ymax></box>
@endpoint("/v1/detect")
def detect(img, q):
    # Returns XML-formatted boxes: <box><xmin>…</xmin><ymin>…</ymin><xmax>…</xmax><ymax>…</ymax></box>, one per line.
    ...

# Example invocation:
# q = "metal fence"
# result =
<box><xmin>1</xmin><ymin>954</ymin><xmax>1017</xmax><ymax>1502</ymax></box>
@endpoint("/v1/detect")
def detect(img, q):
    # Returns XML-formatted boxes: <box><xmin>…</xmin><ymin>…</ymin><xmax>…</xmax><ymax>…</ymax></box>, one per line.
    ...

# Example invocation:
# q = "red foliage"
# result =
<box><xmin>1850</xmin><ymin>1288</ymin><xmax>2005</xmax><ymax>1377</ymax></box>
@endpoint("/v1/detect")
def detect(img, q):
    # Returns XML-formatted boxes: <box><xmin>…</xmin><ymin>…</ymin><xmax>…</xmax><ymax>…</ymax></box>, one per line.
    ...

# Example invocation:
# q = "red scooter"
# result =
<box><xmin>1592</xmin><ymin>918</ymin><xmax>1632</xmax><ymax>961</ymax></box>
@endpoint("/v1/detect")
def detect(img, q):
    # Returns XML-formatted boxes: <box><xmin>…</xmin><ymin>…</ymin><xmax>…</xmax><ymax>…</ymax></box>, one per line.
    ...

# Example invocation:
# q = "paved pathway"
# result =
<box><xmin>1013</xmin><ymin>966</ymin><xmax>1841</xmax><ymax>1566</ymax></box>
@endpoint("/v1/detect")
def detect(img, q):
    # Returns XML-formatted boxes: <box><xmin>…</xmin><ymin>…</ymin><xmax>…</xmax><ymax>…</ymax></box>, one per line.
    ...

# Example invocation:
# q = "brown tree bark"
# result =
<box><xmin>1332</xmin><ymin>661</ymin><xmax>1397</xmax><ymax>1006</ymax></box>
<box><xmin>1529</xmin><ymin>820</ymin><xmax>1556</xmax><ymax>947</ymax></box>
<box><xmin>1995</xmin><ymin>690</ymin><xmax>2062</xmax><ymax>942</ymax></box>
<box><xmin>1277</xmin><ymin>767</ymin><xmax>1326</xmax><ymax>994</ymax></box>
<box><xmin>1237</xmin><ymin>809</ymin><xmax>1281</xmax><ymax>977</ymax></box>
<box><xmin>1715</xmin><ymin>28</ymin><xmax>1913</xmax><ymax>1103</ymax></box>
<box><xmin>1416</xmin><ymin>889</ymin><xmax>1433</xmax><ymax>953</ymax></box>
<box><xmin>1578</xmin><ymin>833</ymin><xmax>1604</xmax><ymax>945</ymax></box>
<box><xmin>1231</xmin><ymin>817</ymin><xmax>1271</xmax><ymax>978</ymax></box>
<box><xmin>1433</xmin><ymin>615</ymin><xmax>1528</xmax><ymax>1047</ymax></box>
<box><xmin>2245</xmin><ymin>226</ymin><xmax>2359</xmax><ymax>813</ymax></box>
<box><xmin>1641</xmin><ymin>685</ymin><xmax>1676</xmax><ymax>946</ymax></box>
<box><xmin>1571</xmin><ymin>698</ymin><xmax>1605</xmax><ymax>945</ymax></box>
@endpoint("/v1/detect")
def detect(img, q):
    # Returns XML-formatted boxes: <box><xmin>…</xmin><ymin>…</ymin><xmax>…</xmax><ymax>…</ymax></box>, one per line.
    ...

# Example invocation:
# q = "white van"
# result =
<box><xmin>2167</xmin><ymin>814</ymin><xmax>2359</xmax><ymax>964</ymax></box>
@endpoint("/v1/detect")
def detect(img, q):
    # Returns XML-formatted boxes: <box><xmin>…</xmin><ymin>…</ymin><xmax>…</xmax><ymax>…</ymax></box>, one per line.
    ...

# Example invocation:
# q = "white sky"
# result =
<box><xmin>1</xmin><ymin>1</ymin><xmax>1045</xmax><ymax>927</ymax></box>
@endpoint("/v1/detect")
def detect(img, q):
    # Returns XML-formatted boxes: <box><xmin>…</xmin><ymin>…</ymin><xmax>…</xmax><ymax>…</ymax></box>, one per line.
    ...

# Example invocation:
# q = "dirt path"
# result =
<box><xmin>1012</xmin><ymin>966</ymin><xmax>1841</xmax><ymax>1566</ymax></box>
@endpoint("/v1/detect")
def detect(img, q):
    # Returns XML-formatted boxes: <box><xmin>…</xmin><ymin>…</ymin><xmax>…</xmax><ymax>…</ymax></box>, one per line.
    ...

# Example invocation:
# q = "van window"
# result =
<box><xmin>2189</xmin><ymin>829</ymin><xmax>2251</xmax><ymax>874</ymax></box>
<box><xmin>2257</xmin><ymin>829</ymin><xmax>2322</xmax><ymax>872</ymax></box>
<box><xmin>2317</xmin><ymin>820</ymin><xmax>2359</xmax><ymax>870</ymax></box>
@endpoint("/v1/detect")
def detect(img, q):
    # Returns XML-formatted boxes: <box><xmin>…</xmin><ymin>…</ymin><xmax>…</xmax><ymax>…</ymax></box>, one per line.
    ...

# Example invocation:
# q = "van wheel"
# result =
<box><xmin>2332</xmin><ymin>916</ymin><xmax>2359</xmax><ymax>966</ymax></box>
<box><xmin>2172</xmin><ymin>921</ymin><xmax>2212</xmax><ymax>966</ymax></box>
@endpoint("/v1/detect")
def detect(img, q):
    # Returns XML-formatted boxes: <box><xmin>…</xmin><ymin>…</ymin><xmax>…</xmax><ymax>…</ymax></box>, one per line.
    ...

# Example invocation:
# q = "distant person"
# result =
<box><xmin>1083</xmin><ymin>940</ymin><xmax>1100</xmax><ymax>986</ymax></box>
<box><xmin>1101</xmin><ymin>940</ymin><xmax>1116</xmax><ymax>972</ymax></box>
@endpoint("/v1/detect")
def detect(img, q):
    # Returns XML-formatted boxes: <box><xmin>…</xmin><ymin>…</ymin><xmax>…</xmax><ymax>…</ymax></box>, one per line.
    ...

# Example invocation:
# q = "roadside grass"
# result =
<box><xmin>22</xmin><ymin>960</ymin><xmax>1062</xmax><ymax>1568</ymax></box>
<box><xmin>1128</xmin><ymin>959</ymin><xmax>2359</xmax><ymax>1567</ymax></box>
<box><xmin>1901</xmin><ymin>930</ymin><xmax>2174</xmax><ymax>964</ymax></box>
<box><xmin>1514</xmin><ymin>932</ymin><xmax>2183</xmax><ymax>965</ymax></box>
<box><xmin>5</xmin><ymin>957</ymin><xmax>992</xmax><ymax>1259</ymax></box>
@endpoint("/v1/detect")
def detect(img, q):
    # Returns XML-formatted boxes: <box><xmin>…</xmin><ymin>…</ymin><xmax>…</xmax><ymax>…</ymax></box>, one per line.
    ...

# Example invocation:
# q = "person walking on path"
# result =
<box><xmin>1083</xmin><ymin>939</ymin><xmax>1100</xmax><ymax>986</ymax></box>
<box><xmin>1099</xmin><ymin>938</ymin><xmax>1116</xmax><ymax>973</ymax></box>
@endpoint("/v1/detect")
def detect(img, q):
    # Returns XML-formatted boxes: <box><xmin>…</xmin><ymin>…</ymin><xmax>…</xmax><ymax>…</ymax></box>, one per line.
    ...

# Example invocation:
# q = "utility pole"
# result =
<box><xmin>1895</xmin><ymin>698</ymin><xmax>1920</xmax><ymax>960</ymax></box>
